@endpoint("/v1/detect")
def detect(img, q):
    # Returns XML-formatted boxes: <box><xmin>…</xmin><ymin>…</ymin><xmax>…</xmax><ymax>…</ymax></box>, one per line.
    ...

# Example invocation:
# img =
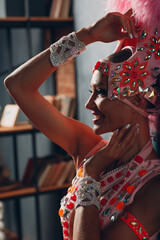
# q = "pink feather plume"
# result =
<box><xmin>105</xmin><ymin>0</ymin><xmax>160</xmax><ymax>27</ymax></box>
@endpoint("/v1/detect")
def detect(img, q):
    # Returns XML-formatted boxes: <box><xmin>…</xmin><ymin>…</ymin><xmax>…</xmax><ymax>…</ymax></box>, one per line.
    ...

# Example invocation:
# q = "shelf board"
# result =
<box><xmin>0</xmin><ymin>122</ymin><xmax>35</xmax><ymax>135</ymax></box>
<box><xmin>0</xmin><ymin>186</ymin><xmax>36</xmax><ymax>199</ymax></box>
<box><xmin>3</xmin><ymin>228</ymin><xmax>27</xmax><ymax>240</ymax></box>
<box><xmin>0</xmin><ymin>16</ymin><xmax>74</xmax><ymax>28</ymax></box>
<box><xmin>0</xmin><ymin>184</ymin><xmax>71</xmax><ymax>200</ymax></box>
<box><xmin>39</xmin><ymin>183</ymin><xmax>71</xmax><ymax>193</ymax></box>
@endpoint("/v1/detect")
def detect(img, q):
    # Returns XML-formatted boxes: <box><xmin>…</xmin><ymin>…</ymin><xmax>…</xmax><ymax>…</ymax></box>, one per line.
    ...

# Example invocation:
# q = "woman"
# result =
<box><xmin>4</xmin><ymin>1</ymin><xmax>160</xmax><ymax>239</ymax></box>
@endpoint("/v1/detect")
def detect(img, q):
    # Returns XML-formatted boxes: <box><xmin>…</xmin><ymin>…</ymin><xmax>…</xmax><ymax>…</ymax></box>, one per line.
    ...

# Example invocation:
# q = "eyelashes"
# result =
<box><xmin>97</xmin><ymin>88</ymin><xmax>107</xmax><ymax>96</ymax></box>
<box><xmin>89</xmin><ymin>88</ymin><xmax>107</xmax><ymax>96</ymax></box>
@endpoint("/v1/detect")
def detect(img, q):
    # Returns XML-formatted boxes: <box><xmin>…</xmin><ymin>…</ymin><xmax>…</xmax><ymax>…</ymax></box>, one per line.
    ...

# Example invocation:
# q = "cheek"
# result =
<box><xmin>95</xmin><ymin>98</ymin><xmax>108</xmax><ymax>111</ymax></box>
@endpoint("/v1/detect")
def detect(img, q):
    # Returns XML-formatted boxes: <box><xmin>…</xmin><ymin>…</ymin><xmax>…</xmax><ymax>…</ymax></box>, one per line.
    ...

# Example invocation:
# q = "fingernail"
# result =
<box><xmin>126</xmin><ymin>124</ymin><xmax>130</xmax><ymax>129</ymax></box>
<box><xmin>129</xmin><ymin>33</ymin><xmax>133</xmax><ymax>39</ymax></box>
<box><xmin>115</xmin><ymin>129</ymin><xmax>119</xmax><ymax>134</ymax></box>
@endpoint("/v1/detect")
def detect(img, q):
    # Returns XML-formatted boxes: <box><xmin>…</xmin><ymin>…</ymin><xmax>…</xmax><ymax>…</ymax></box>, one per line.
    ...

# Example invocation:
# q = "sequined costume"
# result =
<box><xmin>59</xmin><ymin>139</ymin><xmax>160</xmax><ymax>240</ymax></box>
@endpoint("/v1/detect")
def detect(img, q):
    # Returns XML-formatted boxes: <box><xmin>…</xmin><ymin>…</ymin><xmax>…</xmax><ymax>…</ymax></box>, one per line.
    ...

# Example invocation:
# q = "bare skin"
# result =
<box><xmin>72</xmin><ymin>66</ymin><xmax>160</xmax><ymax>240</ymax></box>
<box><xmin>4</xmin><ymin>9</ymin><xmax>160</xmax><ymax>240</ymax></box>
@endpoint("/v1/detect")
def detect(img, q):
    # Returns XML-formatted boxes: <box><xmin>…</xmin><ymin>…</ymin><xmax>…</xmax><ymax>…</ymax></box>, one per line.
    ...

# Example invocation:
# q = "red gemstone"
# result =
<box><xmin>100</xmin><ymin>198</ymin><xmax>107</xmax><ymax>205</ymax></box>
<box><xmin>71</xmin><ymin>194</ymin><xmax>76</xmax><ymax>201</ymax></box>
<box><xmin>107</xmin><ymin>176</ymin><xmax>114</xmax><ymax>183</ymax></box>
<box><xmin>134</xmin><ymin>155</ymin><xmax>143</xmax><ymax>164</ymax></box>
<box><xmin>131</xmin><ymin>71</ymin><xmax>138</xmax><ymax>78</ymax></box>
<box><xmin>122</xmin><ymin>183</ymin><xmax>129</xmax><ymax>191</ymax></box>
<box><xmin>94</xmin><ymin>61</ymin><xmax>101</xmax><ymax>70</ymax></box>
<box><xmin>101</xmin><ymin>181</ymin><xmax>106</xmax><ymax>187</ymax></box>
<box><xmin>67</xmin><ymin>202</ymin><xmax>74</xmax><ymax>209</ymax></box>
<box><xmin>63</xmin><ymin>221</ymin><xmax>69</xmax><ymax>228</ymax></box>
<box><xmin>116</xmin><ymin>201</ymin><xmax>124</xmax><ymax>210</ymax></box>
<box><xmin>109</xmin><ymin>197</ymin><xmax>118</xmax><ymax>205</ymax></box>
<box><xmin>115</xmin><ymin>172</ymin><xmax>122</xmax><ymax>178</ymax></box>
<box><xmin>138</xmin><ymin>169</ymin><xmax>147</xmax><ymax>177</ymax></box>
<box><xmin>126</xmin><ymin>171</ymin><xmax>131</xmax><ymax>178</ymax></box>
<box><xmin>126</xmin><ymin>185</ymin><xmax>135</xmax><ymax>193</ymax></box>
<box><xmin>63</xmin><ymin>229</ymin><xmax>69</xmax><ymax>236</ymax></box>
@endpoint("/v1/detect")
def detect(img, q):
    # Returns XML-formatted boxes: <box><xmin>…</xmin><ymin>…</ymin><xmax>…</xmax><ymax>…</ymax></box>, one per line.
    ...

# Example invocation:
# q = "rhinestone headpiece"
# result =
<box><xmin>92</xmin><ymin>21</ymin><xmax>160</xmax><ymax>106</ymax></box>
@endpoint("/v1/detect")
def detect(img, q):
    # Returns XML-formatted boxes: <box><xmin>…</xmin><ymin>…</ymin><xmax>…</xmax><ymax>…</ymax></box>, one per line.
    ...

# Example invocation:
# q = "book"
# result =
<box><xmin>50</xmin><ymin>161</ymin><xmax>68</xmax><ymax>185</ymax></box>
<box><xmin>60</xmin><ymin>0</ymin><xmax>71</xmax><ymax>18</ymax></box>
<box><xmin>65</xmin><ymin>161</ymin><xmax>76</xmax><ymax>183</ymax></box>
<box><xmin>56</xmin><ymin>160</ymin><xmax>74</xmax><ymax>185</ymax></box>
<box><xmin>22</xmin><ymin>158</ymin><xmax>34</xmax><ymax>186</ymax></box>
<box><xmin>22</xmin><ymin>154</ymin><xmax>61</xmax><ymax>186</ymax></box>
<box><xmin>38</xmin><ymin>164</ymin><xmax>53</xmax><ymax>188</ymax></box>
<box><xmin>41</xmin><ymin>163</ymin><xmax>58</xmax><ymax>187</ymax></box>
<box><xmin>49</xmin><ymin>0</ymin><xmax>63</xmax><ymax>18</ymax></box>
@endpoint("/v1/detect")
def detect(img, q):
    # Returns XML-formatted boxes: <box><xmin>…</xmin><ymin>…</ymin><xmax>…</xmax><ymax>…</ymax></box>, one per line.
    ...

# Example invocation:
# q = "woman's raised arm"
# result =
<box><xmin>4</xmin><ymin>11</ymin><xmax>135</xmax><ymax>163</ymax></box>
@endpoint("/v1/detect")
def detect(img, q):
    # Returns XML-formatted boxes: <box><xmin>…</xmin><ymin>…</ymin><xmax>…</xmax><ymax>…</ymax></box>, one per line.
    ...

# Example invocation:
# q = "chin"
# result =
<box><xmin>93</xmin><ymin>123</ymin><xmax>115</xmax><ymax>135</ymax></box>
<box><xmin>93</xmin><ymin>125</ymin><xmax>107</xmax><ymax>135</ymax></box>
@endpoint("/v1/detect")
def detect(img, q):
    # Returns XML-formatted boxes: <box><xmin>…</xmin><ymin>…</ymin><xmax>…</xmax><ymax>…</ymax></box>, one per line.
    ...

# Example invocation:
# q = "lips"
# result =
<box><xmin>92</xmin><ymin>111</ymin><xmax>105</xmax><ymax>125</ymax></box>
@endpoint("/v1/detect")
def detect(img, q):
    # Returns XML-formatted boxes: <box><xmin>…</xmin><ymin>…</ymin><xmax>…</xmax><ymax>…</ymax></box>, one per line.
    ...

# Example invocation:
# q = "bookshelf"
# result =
<box><xmin>0</xmin><ymin>184</ymin><xmax>71</xmax><ymax>200</ymax></box>
<box><xmin>0</xmin><ymin>0</ymin><xmax>75</xmax><ymax>239</ymax></box>
<box><xmin>0</xmin><ymin>123</ymin><xmax>73</xmax><ymax>239</ymax></box>
<box><xmin>0</xmin><ymin>16</ymin><xmax>73</xmax><ymax>28</ymax></box>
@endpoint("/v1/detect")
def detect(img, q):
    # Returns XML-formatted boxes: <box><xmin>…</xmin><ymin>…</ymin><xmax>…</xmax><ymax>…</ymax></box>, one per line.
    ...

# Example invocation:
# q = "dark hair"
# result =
<box><xmin>107</xmin><ymin>47</ymin><xmax>133</xmax><ymax>63</ymax></box>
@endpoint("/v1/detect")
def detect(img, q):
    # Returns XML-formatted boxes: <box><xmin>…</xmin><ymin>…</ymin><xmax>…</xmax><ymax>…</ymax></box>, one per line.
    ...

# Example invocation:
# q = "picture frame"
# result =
<box><xmin>0</xmin><ymin>104</ymin><xmax>20</xmax><ymax>127</ymax></box>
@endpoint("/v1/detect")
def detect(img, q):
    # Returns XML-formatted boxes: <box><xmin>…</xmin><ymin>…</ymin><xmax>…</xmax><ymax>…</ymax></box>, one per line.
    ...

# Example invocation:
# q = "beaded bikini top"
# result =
<box><xmin>59</xmin><ymin>139</ymin><xmax>160</xmax><ymax>240</ymax></box>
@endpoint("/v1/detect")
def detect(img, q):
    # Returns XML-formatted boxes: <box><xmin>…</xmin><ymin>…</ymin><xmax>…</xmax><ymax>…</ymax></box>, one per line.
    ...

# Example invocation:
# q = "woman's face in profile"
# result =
<box><xmin>85</xmin><ymin>70</ymin><xmax>132</xmax><ymax>135</ymax></box>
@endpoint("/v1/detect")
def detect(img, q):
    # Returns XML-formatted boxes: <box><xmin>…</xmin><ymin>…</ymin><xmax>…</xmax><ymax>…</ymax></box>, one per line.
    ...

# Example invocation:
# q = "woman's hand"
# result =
<box><xmin>83</xmin><ymin>124</ymin><xmax>139</xmax><ymax>180</ymax></box>
<box><xmin>76</xmin><ymin>9</ymin><xmax>137</xmax><ymax>46</ymax></box>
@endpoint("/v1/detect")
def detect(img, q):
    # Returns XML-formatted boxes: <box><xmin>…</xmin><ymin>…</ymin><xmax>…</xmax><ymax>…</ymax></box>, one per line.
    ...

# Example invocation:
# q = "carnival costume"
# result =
<box><xmin>59</xmin><ymin>139</ymin><xmax>160</xmax><ymax>240</ymax></box>
<box><xmin>49</xmin><ymin>0</ymin><xmax>160</xmax><ymax>239</ymax></box>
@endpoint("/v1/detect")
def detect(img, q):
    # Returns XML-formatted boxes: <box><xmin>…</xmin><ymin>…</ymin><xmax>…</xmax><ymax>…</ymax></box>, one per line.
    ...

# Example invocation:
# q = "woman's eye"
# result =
<box><xmin>97</xmin><ymin>88</ymin><xmax>107</xmax><ymax>96</ymax></box>
<box><xmin>89</xmin><ymin>90</ymin><xmax>92</xmax><ymax>94</ymax></box>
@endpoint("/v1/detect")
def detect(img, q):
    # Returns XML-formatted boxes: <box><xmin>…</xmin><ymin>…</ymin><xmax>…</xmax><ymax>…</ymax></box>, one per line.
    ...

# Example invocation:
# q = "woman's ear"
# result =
<box><xmin>129</xmin><ymin>94</ymin><xmax>147</xmax><ymax>109</ymax></box>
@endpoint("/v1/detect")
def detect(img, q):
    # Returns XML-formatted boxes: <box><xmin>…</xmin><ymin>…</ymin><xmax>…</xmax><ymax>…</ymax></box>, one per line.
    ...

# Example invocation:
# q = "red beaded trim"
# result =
<box><xmin>120</xmin><ymin>212</ymin><xmax>150</xmax><ymax>240</ymax></box>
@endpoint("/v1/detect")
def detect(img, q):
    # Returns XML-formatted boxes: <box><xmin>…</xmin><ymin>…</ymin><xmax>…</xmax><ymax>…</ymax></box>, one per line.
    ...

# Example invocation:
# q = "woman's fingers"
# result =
<box><xmin>109</xmin><ymin>124</ymin><xmax>139</xmax><ymax>157</ymax></box>
<box><xmin>124</xmin><ymin>8</ymin><xmax>133</xmax><ymax>17</ymax></box>
<box><xmin>120</xmin><ymin>14</ymin><xmax>136</xmax><ymax>39</ymax></box>
<box><xmin>120</xmin><ymin>124</ymin><xmax>139</xmax><ymax>150</ymax></box>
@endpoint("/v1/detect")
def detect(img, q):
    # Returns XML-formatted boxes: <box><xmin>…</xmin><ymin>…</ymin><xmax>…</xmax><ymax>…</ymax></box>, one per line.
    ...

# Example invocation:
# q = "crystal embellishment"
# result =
<box><xmin>110</xmin><ymin>213</ymin><xmax>119</xmax><ymax>221</ymax></box>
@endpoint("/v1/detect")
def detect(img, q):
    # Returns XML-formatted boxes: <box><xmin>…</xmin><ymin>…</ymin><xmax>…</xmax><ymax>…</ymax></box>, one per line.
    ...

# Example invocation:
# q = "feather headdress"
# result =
<box><xmin>106</xmin><ymin>0</ymin><xmax>160</xmax><ymax>28</ymax></box>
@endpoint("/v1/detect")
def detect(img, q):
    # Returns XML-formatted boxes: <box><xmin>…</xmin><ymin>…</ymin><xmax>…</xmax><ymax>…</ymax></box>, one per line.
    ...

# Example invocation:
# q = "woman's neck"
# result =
<box><xmin>118</xmin><ymin>116</ymin><xmax>151</xmax><ymax>167</ymax></box>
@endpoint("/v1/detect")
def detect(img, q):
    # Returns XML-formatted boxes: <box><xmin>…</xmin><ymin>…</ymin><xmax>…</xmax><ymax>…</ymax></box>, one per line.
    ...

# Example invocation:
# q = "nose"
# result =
<box><xmin>85</xmin><ymin>94</ymin><xmax>96</xmax><ymax>110</ymax></box>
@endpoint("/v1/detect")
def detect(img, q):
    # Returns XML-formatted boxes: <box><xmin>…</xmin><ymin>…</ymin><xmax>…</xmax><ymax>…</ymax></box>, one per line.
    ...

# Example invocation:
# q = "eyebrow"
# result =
<box><xmin>90</xmin><ymin>83</ymin><xmax>107</xmax><ymax>88</ymax></box>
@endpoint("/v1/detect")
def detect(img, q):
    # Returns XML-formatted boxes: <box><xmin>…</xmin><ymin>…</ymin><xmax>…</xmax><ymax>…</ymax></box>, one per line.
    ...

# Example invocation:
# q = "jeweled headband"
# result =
<box><xmin>92</xmin><ymin>16</ymin><xmax>160</xmax><ymax>106</ymax></box>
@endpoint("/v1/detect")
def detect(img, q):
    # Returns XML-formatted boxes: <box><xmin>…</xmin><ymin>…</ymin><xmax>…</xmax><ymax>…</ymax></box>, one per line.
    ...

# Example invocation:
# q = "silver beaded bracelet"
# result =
<box><xmin>50</xmin><ymin>32</ymin><xmax>86</xmax><ymax>67</ymax></box>
<box><xmin>75</xmin><ymin>176</ymin><xmax>101</xmax><ymax>210</ymax></box>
